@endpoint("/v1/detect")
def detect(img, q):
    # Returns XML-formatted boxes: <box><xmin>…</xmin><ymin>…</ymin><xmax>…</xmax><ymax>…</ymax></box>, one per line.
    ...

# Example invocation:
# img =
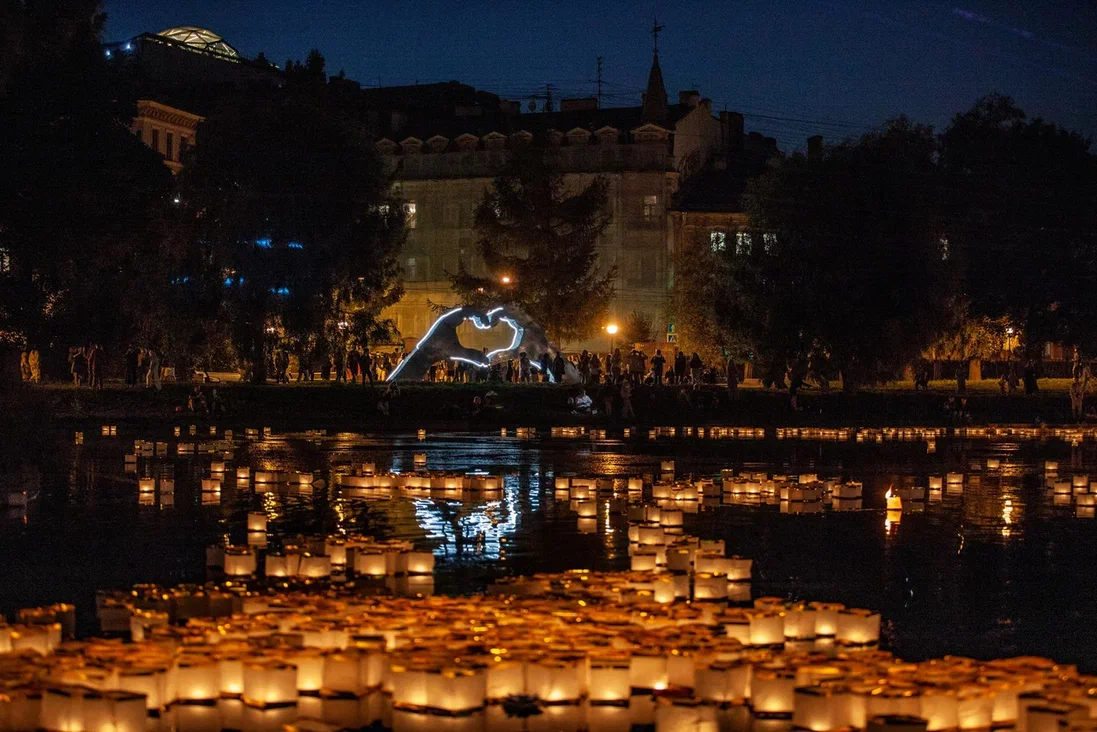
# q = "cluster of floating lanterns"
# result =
<box><xmin>776</xmin><ymin>428</ymin><xmax>852</xmax><ymax>441</ymax></box>
<box><xmin>958</xmin><ymin>425</ymin><xmax>1096</xmax><ymax>444</ymax></box>
<box><xmin>7</xmin><ymin>569</ymin><xmax>1097</xmax><ymax>732</ymax></box>
<box><xmin>1044</xmin><ymin>463</ymin><xmax>1097</xmax><ymax>517</ymax></box>
<box><xmin>337</xmin><ymin>463</ymin><xmax>504</xmax><ymax>498</ymax></box>
<box><xmin>205</xmin><ymin>532</ymin><xmax>436</xmax><ymax>582</ymax></box>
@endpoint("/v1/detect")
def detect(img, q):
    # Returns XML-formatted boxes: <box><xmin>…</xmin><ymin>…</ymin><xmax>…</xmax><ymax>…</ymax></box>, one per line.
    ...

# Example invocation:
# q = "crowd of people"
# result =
<box><xmin>267</xmin><ymin>346</ymin><xmax>397</xmax><ymax>385</ymax></box>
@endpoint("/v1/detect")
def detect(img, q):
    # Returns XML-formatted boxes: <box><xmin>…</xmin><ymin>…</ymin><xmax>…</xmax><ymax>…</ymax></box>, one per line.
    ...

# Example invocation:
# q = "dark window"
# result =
<box><xmin>166</xmin><ymin>133</ymin><xmax>174</xmax><ymax>161</ymax></box>
<box><xmin>151</xmin><ymin>128</ymin><xmax>159</xmax><ymax>153</ymax></box>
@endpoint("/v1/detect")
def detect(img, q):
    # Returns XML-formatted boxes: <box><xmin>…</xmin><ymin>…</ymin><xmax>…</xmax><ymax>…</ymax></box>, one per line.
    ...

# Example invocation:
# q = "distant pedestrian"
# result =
<box><xmin>519</xmin><ymin>352</ymin><xmax>531</xmax><ymax>383</ymax></box>
<box><xmin>361</xmin><ymin>348</ymin><xmax>374</xmax><ymax>386</ymax></box>
<box><xmin>620</xmin><ymin>379</ymin><xmax>635</xmax><ymax>419</ymax></box>
<box><xmin>1023</xmin><ymin>359</ymin><xmax>1038</xmax><ymax>394</ymax></box>
<box><xmin>674</xmin><ymin>351</ymin><xmax>688</xmax><ymax>384</ymax></box>
<box><xmin>539</xmin><ymin>352</ymin><xmax>552</xmax><ymax>382</ymax></box>
<box><xmin>651</xmin><ymin>349</ymin><xmax>666</xmax><ymax>386</ymax></box>
<box><xmin>348</xmin><ymin>349</ymin><xmax>361</xmax><ymax>384</ymax></box>
<box><xmin>19</xmin><ymin>350</ymin><xmax>31</xmax><ymax>382</ymax></box>
<box><xmin>689</xmin><ymin>352</ymin><xmax>703</xmax><ymax>385</ymax></box>
<box><xmin>87</xmin><ymin>344</ymin><xmax>103</xmax><ymax>390</ymax></box>
<box><xmin>28</xmin><ymin>349</ymin><xmax>40</xmax><ymax>384</ymax></box>
<box><xmin>726</xmin><ymin>356</ymin><xmax>738</xmax><ymax>397</ymax></box>
<box><xmin>147</xmin><ymin>349</ymin><xmax>161</xmax><ymax>390</ymax></box>
<box><xmin>71</xmin><ymin>347</ymin><xmax>85</xmax><ymax>387</ymax></box>
<box><xmin>1070</xmin><ymin>378</ymin><xmax>1086</xmax><ymax>421</ymax></box>
<box><xmin>553</xmin><ymin>352</ymin><xmax>566</xmax><ymax>383</ymax></box>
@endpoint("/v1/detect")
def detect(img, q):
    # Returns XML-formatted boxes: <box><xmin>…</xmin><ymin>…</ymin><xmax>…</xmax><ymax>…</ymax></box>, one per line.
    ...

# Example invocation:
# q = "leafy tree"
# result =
<box><xmin>450</xmin><ymin>148</ymin><xmax>616</xmax><ymax>345</ymax></box>
<box><xmin>669</xmin><ymin>227</ymin><xmax>749</xmax><ymax>364</ymax></box>
<box><xmin>730</xmin><ymin>118</ymin><xmax>960</xmax><ymax>390</ymax></box>
<box><xmin>623</xmin><ymin>309</ymin><xmax>654</xmax><ymax>345</ymax></box>
<box><xmin>940</xmin><ymin>94</ymin><xmax>1097</xmax><ymax>356</ymax></box>
<box><xmin>178</xmin><ymin>88</ymin><xmax>404</xmax><ymax>383</ymax></box>
<box><xmin>0</xmin><ymin>0</ymin><xmax>175</xmax><ymax>375</ymax></box>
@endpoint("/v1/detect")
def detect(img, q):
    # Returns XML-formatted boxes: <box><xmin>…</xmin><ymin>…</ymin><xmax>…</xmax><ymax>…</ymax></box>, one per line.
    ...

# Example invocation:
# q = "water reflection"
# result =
<box><xmin>4</xmin><ymin>428</ymin><xmax>1097</xmax><ymax>669</ymax></box>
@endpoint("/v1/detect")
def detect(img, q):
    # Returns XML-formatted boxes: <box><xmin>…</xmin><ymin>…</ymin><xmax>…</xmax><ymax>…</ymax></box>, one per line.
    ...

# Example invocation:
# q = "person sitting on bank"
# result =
<box><xmin>570</xmin><ymin>389</ymin><xmax>593</xmax><ymax>415</ymax></box>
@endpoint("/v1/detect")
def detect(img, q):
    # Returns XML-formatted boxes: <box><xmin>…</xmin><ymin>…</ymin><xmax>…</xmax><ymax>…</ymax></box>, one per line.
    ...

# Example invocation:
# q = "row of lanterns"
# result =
<box><xmin>207</xmin><ymin>535</ymin><xmax>435</xmax><ymax>580</ymax></box>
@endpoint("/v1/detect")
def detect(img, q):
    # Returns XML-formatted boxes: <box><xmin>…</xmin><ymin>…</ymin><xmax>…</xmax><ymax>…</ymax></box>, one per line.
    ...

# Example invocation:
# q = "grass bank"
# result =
<box><xmin>34</xmin><ymin>379</ymin><xmax>1088</xmax><ymax>431</ymax></box>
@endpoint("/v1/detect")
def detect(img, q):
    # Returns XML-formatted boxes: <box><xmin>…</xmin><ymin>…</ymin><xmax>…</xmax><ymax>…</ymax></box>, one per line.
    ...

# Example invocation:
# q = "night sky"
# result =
<box><xmin>104</xmin><ymin>0</ymin><xmax>1097</xmax><ymax>151</ymax></box>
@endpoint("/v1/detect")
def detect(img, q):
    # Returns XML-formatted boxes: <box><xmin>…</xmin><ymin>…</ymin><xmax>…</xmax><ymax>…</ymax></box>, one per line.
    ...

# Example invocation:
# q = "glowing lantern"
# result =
<box><xmin>406</xmin><ymin>551</ymin><xmax>435</xmax><ymax>575</ymax></box>
<box><xmin>628</xmin><ymin>477</ymin><xmax>643</xmax><ymax>492</ymax></box>
<box><xmin>629</xmin><ymin>652</ymin><xmax>669</xmax><ymax>692</ymax></box>
<box><xmin>175</xmin><ymin>658</ymin><xmax>221</xmax><ymax>702</ymax></box>
<box><xmin>694</xmin><ymin>572</ymin><xmax>728</xmax><ymax>601</ymax></box>
<box><xmin>928</xmin><ymin>477</ymin><xmax>943</xmax><ymax>491</ymax></box>
<box><xmin>486</xmin><ymin>660</ymin><xmax>524</xmax><ymax>701</ymax></box>
<box><xmin>243</xmin><ymin>661</ymin><xmax>298</xmax><ymax>708</ymax></box>
<box><xmin>223</xmin><ymin>547</ymin><xmax>257</xmax><ymax>577</ymax></box>
<box><xmin>725</xmin><ymin>557</ymin><xmax>753</xmax><ymax>582</ymax></box>
<box><xmin>299</xmin><ymin>554</ymin><xmax>332</xmax><ymax>578</ymax></box>
<box><xmin>575</xmin><ymin>500</ymin><xmax>597</xmax><ymax>518</ymax></box>
<box><xmin>631</xmin><ymin>548</ymin><xmax>659</xmax><ymax>571</ymax></box>
<box><xmin>210</xmin><ymin>461</ymin><xmax>225</xmax><ymax>473</ymax></box>
<box><xmin>82</xmin><ymin>689</ymin><xmax>148</xmax><ymax>732</ymax></box>
<box><xmin>201</xmin><ymin>478</ymin><xmax>221</xmax><ymax>492</ymax></box>
<box><xmin>588</xmin><ymin>657</ymin><xmax>631</xmax><ymax>702</ymax></box>
<box><xmin>666</xmin><ymin>548</ymin><xmax>693</xmax><ymax>573</ymax></box>
<box><xmin>886</xmin><ymin>487</ymin><xmax>903</xmax><ymax>511</ymax></box>
<box><xmin>837</xmin><ymin>608</ymin><xmax>881</xmax><ymax>645</ymax></box>
<box><xmin>752</xmin><ymin>667</ymin><xmax>797</xmax><ymax>715</ymax></box>
<box><xmin>417</xmin><ymin>429</ymin><xmax>426</xmax><ymax>441</ymax></box>
<box><xmin>354</xmin><ymin>549</ymin><xmax>386</xmax><ymax>577</ymax></box>
<box><xmin>810</xmin><ymin>602</ymin><xmax>845</xmax><ymax>636</ymax></box>
<box><xmin>661</xmin><ymin>460</ymin><xmax>675</xmax><ymax>473</ymax></box>
<box><xmin>264</xmin><ymin>551</ymin><xmax>300</xmax><ymax>578</ymax></box>
<box><xmin>138</xmin><ymin>478</ymin><xmax>155</xmax><ymax>493</ymax></box>
<box><xmin>247</xmin><ymin>512</ymin><xmax>268</xmax><ymax>532</ymax></box>
<box><xmin>638</xmin><ymin>524</ymin><xmax>665</xmax><ymax>546</ymax></box>
<box><xmin>427</xmin><ymin>667</ymin><xmax>487</xmax><ymax>713</ymax></box>
<box><xmin>920</xmin><ymin>688</ymin><xmax>959</xmax><ymax>731</ymax></box>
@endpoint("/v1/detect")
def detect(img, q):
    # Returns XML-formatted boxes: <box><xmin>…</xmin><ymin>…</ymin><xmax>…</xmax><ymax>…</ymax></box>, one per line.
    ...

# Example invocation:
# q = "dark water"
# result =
<box><xmin>3</xmin><ymin>428</ymin><xmax>1097</xmax><ymax>669</ymax></box>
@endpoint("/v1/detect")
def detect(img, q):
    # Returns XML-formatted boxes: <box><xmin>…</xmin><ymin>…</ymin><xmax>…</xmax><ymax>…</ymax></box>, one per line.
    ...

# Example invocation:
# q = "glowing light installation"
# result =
<box><xmin>387</xmin><ymin>305</ymin><xmax>579</xmax><ymax>383</ymax></box>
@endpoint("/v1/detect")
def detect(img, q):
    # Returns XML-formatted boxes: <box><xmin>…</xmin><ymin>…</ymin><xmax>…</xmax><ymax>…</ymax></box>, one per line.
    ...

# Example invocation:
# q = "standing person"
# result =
<box><xmin>689</xmin><ymin>352</ymin><xmax>704</xmax><ymax>385</ymax></box>
<box><xmin>333</xmin><ymin>347</ymin><xmax>346</xmax><ymax>383</ymax></box>
<box><xmin>600</xmin><ymin>379</ymin><xmax>615</xmax><ymax>417</ymax></box>
<box><xmin>956</xmin><ymin>358</ymin><xmax>968</xmax><ymax>395</ymax></box>
<box><xmin>579</xmin><ymin>351</ymin><xmax>591</xmax><ymax>385</ymax></box>
<box><xmin>87</xmin><ymin>344</ymin><xmax>102</xmax><ymax>390</ymax></box>
<box><xmin>628</xmin><ymin>349</ymin><xmax>643</xmax><ymax>385</ymax></box>
<box><xmin>789</xmin><ymin>368</ymin><xmax>805</xmax><ymax>411</ymax></box>
<box><xmin>651</xmin><ymin>349</ymin><xmax>666</xmax><ymax>386</ymax></box>
<box><xmin>147</xmin><ymin>349</ymin><xmax>161</xmax><ymax>391</ymax></box>
<box><xmin>589</xmin><ymin>353</ymin><xmax>602</xmax><ymax>384</ymax></box>
<box><xmin>519</xmin><ymin>352</ymin><xmax>531</xmax><ymax>383</ymax></box>
<box><xmin>28</xmin><ymin>348</ymin><xmax>40</xmax><ymax>383</ymax></box>
<box><xmin>361</xmin><ymin>347</ymin><xmax>374</xmax><ymax>386</ymax></box>
<box><xmin>611</xmin><ymin>349</ymin><xmax>622</xmax><ymax>382</ymax></box>
<box><xmin>71</xmin><ymin>347</ymin><xmax>85</xmax><ymax>387</ymax></box>
<box><xmin>620</xmin><ymin>379</ymin><xmax>635</xmax><ymax>419</ymax></box>
<box><xmin>1070</xmin><ymin>377</ymin><xmax>1086</xmax><ymax>421</ymax></box>
<box><xmin>674</xmin><ymin>350</ymin><xmax>688</xmax><ymax>385</ymax></box>
<box><xmin>124</xmin><ymin>346</ymin><xmax>138</xmax><ymax>385</ymax></box>
<box><xmin>505</xmin><ymin>359</ymin><xmax>515</xmax><ymax>383</ymax></box>
<box><xmin>347</xmin><ymin>348</ymin><xmax>361</xmax><ymax>384</ymax></box>
<box><xmin>539</xmin><ymin>352</ymin><xmax>553</xmax><ymax>382</ymax></box>
<box><xmin>726</xmin><ymin>356</ymin><xmax>739</xmax><ymax>398</ymax></box>
<box><xmin>19</xmin><ymin>350</ymin><xmax>31</xmax><ymax>382</ymax></box>
<box><xmin>553</xmin><ymin>352</ymin><xmax>566</xmax><ymax>384</ymax></box>
<box><xmin>297</xmin><ymin>348</ymin><xmax>311</xmax><ymax>382</ymax></box>
<box><xmin>1023</xmin><ymin>359</ymin><xmax>1038</xmax><ymax>394</ymax></box>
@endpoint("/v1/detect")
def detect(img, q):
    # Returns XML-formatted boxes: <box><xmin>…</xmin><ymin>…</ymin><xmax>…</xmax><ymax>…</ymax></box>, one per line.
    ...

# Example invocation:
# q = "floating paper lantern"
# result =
<box><xmin>223</xmin><ymin>547</ymin><xmax>257</xmax><ymax>577</ymax></box>
<box><xmin>575</xmin><ymin>499</ymin><xmax>597</xmax><ymax>518</ymax></box>
<box><xmin>299</xmin><ymin>554</ymin><xmax>332</xmax><ymax>579</ymax></box>
<box><xmin>413</xmin><ymin>453</ymin><xmax>427</xmax><ymax>468</ymax></box>
<box><xmin>243</xmin><ymin>661</ymin><xmax>298</xmax><ymax>708</ymax></box>
<box><xmin>201</xmin><ymin>478</ymin><xmax>221</xmax><ymax>492</ymax></box>
<box><xmin>588</xmin><ymin>657</ymin><xmax>631</xmax><ymax>702</ymax></box>
<box><xmin>886</xmin><ymin>487</ymin><xmax>903</xmax><ymax>511</ymax></box>
<box><xmin>1045</xmin><ymin>461</ymin><xmax>1059</xmax><ymax>473</ymax></box>
<box><xmin>174</xmin><ymin>658</ymin><xmax>221</xmax><ymax>702</ymax></box>
<box><xmin>694</xmin><ymin>572</ymin><xmax>728</xmax><ymax>601</ymax></box>
<box><xmin>247</xmin><ymin>512</ymin><xmax>268</xmax><ymax>533</ymax></box>
<box><xmin>265</xmin><ymin>552</ymin><xmax>300</xmax><ymax>578</ymax></box>
<box><xmin>406</xmin><ymin>551</ymin><xmax>435</xmax><ymax>575</ymax></box>
<box><xmin>811</xmin><ymin>602</ymin><xmax>844</xmax><ymax>636</ymax></box>
<box><xmin>138</xmin><ymin>478</ymin><xmax>155</xmax><ymax>493</ymax></box>
<box><xmin>987</xmin><ymin>458</ymin><xmax>1001</xmax><ymax>470</ymax></box>
<box><xmin>417</xmin><ymin>429</ymin><xmax>426</xmax><ymax>441</ymax></box>
<box><xmin>725</xmin><ymin>557</ymin><xmax>753</xmax><ymax>582</ymax></box>
<box><xmin>928</xmin><ymin>476</ymin><xmax>943</xmax><ymax>491</ymax></box>
<box><xmin>837</xmin><ymin>608</ymin><xmax>881</xmax><ymax>645</ymax></box>
<box><xmin>661</xmin><ymin>460</ymin><xmax>675</xmax><ymax>473</ymax></box>
<box><xmin>254</xmin><ymin>471</ymin><xmax>278</xmax><ymax>483</ymax></box>
<box><xmin>631</xmin><ymin>549</ymin><xmax>659</xmax><ymax>572</ymax></box>
<box><xmin>211</xmin><ymin>461</ymin><xmax>225</xmax><ymax>473</ymax></box>
<box><xmin>752</xmin><ymin>667</ymin><xmax>797</xmax><ymax>714</ymax></box>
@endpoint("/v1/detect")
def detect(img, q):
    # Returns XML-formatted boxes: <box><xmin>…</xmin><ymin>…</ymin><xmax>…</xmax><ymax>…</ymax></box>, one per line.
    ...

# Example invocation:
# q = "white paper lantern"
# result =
<box><xmin>247</xmin><ymin>512</ymin><xmax>268</xmax><ymax>532</ymax></box>
<box><xmin>810</xmin><ymin>602</ymin><xmax>844</xmax><ymax>636</ymax></box>
<box><xmin>427</xmin><ymin>667</ymin><xmax>486</xmax><ymax>713</ymax></box>
<box><xmin>175</xmin><ymin>658</ymin><xmax>221</xmax><ymax>701</ymax></box>
<box><xmin>575</xmin><ymin>500</ymin><xmax>597</xmax><ymax>518</ymax></box>
<box><xmin>223</xmin><ymin>547</ymin><xmax>257</xmax><ymax>577</ymax></box>
<box><xmin>83</xmin><ymin>689</ymin><xmax>148</xmax><ymax>732</ymax></box>
<box><xmin>299</xmin><ymin>554</ymin><xmax>332</xmax><ymax>579</ymax></box>
<box><xmin>406</xmin><ymin>551</ymin><xmax>435</xmax><ymax>575</ymax></box>
<box><xmin>837</xmin><ymin>608</ymin><xmax>881</xmax><ymax>645</ymax></box>
<box><xmin>752</xmin><ymin>668</ymin><xmax>797</xmax><ymax>715</ymax></box>
<box><xmin>354</xmin><ymin>550</ymin><xmax>386</xmax><ymax>577</ymax></box>
<box><xmin>629</xmin><ymin>653</ymin><xmax>669</xmax><ymax>692</ymax></box>
<box><xmin>243</xmin><ymin>661</ymin><xmax>298</xmax><ymax>708</ymax></box>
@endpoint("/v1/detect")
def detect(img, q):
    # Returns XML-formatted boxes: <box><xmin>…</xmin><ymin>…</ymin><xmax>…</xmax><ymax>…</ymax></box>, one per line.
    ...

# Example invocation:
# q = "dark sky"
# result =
<box><xmin>104</xmin><ymin>0</ymin><xmax>1097</xmax><ymax>151</ymax></box>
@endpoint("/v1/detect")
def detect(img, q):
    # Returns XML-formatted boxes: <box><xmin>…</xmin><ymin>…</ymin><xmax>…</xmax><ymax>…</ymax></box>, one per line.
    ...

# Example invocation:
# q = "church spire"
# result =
<box><xmin>641</xmin><ymin>20</ymin><xmax>668</xmax><ymax>125</ymax></box>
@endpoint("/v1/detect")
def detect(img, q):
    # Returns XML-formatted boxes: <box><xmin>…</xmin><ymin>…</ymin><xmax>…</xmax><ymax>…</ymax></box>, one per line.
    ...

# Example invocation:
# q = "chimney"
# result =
<box><xmin>807</xmin><ymin>135</ymin><xmax>823</xmax><ymax>161</ymax></box>
<box><xmin>678</xmin><ymin>90</ymin><xmax>701</xmax><ymax>107</ymax></box>
<box><xmin>560</xmin><ymin>97</ymin><xmax>598</xmax><ymax>112</ymax></box>
<box><xmin>722</xmin><ymin>111</ymin><xmax>744</xmax><ymax>151</ymax></box>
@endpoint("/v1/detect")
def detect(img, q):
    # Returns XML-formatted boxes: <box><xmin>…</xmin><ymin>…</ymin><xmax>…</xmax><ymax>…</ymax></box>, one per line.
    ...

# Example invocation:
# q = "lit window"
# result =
<box><xmin>406</xmin><ymin>257</ymin><xmax>417</xmax><ymax>279</ymax></box>
<box><xmin>404</xmin><ymin>201</ymin><xmax>417</xmax><ymax>229</ymax></box>
<box><xmin>763</xmin><ymin>232</ymin><xmax>777</xmax><ymax>253</ymax></box>
<box><xmin>939</xmin><ymin>236</ymin><xmax>950</xmax><ymax>261</ymax></box>
<box><xmin>735</xmin><ymin>232</ymin><xmax>752</xmax><ymax>255</ymax></box>
<box><xmin>709</xmin><ymin>230</ymin><xmax>727</xmax><ymax>252</ymax></box>
<box><xmin>642</xmin><ymin>194</ymin><xmax>658</xmax><ymax>220</ymax></box>
<box><xmin>0</xmin><ymin>248</ymin><xmax>10</xmax><ymax>274</ymax></box>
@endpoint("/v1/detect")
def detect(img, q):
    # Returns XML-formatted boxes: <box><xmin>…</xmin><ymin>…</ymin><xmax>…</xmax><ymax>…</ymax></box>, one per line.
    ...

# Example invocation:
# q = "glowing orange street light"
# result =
<box><xmin>604</xmin><ymin>323</ymin><xmax>619</xmax><ymax>335</ymax></box>
<box><xmin>500</xmin><ymin>275</ymin><xmax>512</xmax><ymax>285</ymax></box>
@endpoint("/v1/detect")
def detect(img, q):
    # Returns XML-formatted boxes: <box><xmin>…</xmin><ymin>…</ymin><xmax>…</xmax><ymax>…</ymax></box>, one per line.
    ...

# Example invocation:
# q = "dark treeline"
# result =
<box><xmin>0</xmin><ymin>2</ymin><xmax>405</xmax><ymax>385</ymax></box>
<box><xmin>677</xmin><ymin>98</ymin><xmax>1097</xmax><ymax>389</ymax></box>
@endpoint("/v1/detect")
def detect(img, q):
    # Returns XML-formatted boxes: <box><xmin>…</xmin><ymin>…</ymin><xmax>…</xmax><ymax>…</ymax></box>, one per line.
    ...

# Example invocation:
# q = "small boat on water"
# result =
<box><xmin>0</xmin><ymin>465</ymin><xmax>41</xmax><ymax>507</ymax></box>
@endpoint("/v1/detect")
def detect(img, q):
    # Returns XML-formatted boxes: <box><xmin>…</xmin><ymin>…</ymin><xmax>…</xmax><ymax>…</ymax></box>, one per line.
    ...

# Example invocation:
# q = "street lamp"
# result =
<box><xmin>605</xmin><ymin>323</ymin><xmax>618</xmax><ymax>352</ymax></box>
<box><xmin>500</xmin><ymin>275</ymin><xmax>512</xmax><ymax>285</ymax></box>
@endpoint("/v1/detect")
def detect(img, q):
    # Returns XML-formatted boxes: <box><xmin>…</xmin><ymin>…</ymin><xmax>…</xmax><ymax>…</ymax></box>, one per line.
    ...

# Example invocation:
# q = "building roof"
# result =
<box><xmin>156</xmin><ymin>27</ymin><xmax>239</xmax><ymax>60</ymax></box>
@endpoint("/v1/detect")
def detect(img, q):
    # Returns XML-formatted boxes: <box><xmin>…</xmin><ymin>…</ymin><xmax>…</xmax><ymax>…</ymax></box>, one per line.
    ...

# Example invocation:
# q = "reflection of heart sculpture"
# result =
<box><xmin>387</xmin><ymin>305</ymin><xmax>579</xmax><ymax>383</ymax></box>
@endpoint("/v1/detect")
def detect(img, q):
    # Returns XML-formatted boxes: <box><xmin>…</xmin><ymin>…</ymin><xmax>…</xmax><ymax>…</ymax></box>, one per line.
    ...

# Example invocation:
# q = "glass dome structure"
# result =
<box><xmin>157</xmin><ymin>26</ymin><xmax>240</xmax><ymax>59</ymax></box>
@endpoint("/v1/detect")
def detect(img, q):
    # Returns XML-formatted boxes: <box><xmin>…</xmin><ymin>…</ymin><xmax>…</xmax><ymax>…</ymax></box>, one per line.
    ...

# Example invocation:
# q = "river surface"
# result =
<box><xmin>3</xmin><ymin>428</ymin><xmax>1097</xmax><ymax>670</ymax></box>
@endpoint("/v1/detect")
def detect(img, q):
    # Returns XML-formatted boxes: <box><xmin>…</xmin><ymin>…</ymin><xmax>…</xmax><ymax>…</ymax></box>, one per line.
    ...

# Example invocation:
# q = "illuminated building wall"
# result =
<box><xmin>131</xmin><ymin>100</ymin><xmax>203</xmax><ymax>174</ymax></box>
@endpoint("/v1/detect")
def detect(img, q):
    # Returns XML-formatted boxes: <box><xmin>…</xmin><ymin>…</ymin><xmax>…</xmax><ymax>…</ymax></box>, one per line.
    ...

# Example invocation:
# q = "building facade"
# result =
<box><xmin>378</xmin><ymin>54</ymin><xmax>749</xmax><ymax>352</ymax></box>
<box><xmin>131</xmin><ymin>100</ymin><xmax>202</xmax><ymax>174</ymax></box>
